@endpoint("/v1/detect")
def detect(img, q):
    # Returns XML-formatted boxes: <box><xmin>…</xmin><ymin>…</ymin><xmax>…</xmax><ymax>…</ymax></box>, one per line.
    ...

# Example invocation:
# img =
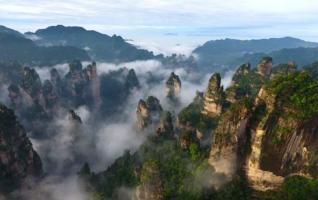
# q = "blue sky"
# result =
<box><xmin>1</xmin><ymin>0</ymin><xmax>318</xmax><ymax>55</ymax></box>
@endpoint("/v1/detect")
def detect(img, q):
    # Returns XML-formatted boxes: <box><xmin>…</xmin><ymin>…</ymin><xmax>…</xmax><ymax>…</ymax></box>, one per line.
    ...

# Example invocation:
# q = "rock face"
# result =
<box><xmin>244</xmin><ymin>88</ymin><xmax>285</xmax><ymax>191</ymax></box>
<box><xmin>8</xmin><ymin>84</ymin><xmax>22</xmax><ymax>109</ymax></box>
<box><xmin>68</xmin><ymin>109</ymin><xmax>82</xmax><ymax>124</ymax></box>
<box><xmin>257</xmin><ymin>57</ymin><xmax>273</xmax><ymax>76</ymax></box>
<box><xmin>125</xmin><ymin>69</ymin><xmax>140</xmax><ymax>90</ymax></box>
<box><xmin>42</xmin><ymin>80</ymin><xmax>59</xmax><ymax>111</ymax></box>
<box><xmin>20</xmin><ymin>67</ymin><xmax>43</xmax><ymax>102</ymax></box>
<box><xmin>0</xmin><ymin>104</ymin><xmax>42</xmax><ymax>193</ymax></box>
<box><xmin>209</xmin><ymin>98</ymin><xmax>252</xmax><ymax>178</ymax></box>
<box><xmin>156</xmin><ymin>111</ymin><xmax>173</xmax><ymax>137</ymax></box>
<box><xmin>136</xmin><ymin>96</ymin><xmax>163</xmax><ymax>130</ymax></box>
<box><xmin>50</xmin><ymin>68</ymin><xmax>62</xmax><ymax>95</ymax></box>
<box><xmin>165</xmin><ymin>72</ymin><xmax>181</xmax><ymax>99</ymax></box>
<box><xmin>226</xmin><ymin>64</ymin><xmax>252</xmax><ymax>103</ymax></box>
<box><xmin>135</xmin><ymin>160</ymin><xmax>164</xmax><ymax>200</ymax></box>
<box><xmin>64</xmin><ymin>60</ymin><xmax>87</xmax><ymax>104</ymax></box>
<box><xmin>136</xmin><ymin>96</ymin><xmax>174</xmax><ymax>137</ymax></box>
<box><xmin>84</xmin><ymin>62</ymin><xmax>102</xmax><ymax>107</ymax></box>
<box><xmin>209</xmin><ymin>68</ymin><xmax>318</xmax><ymax>191</ymax></box>
<box><xmin>202</xmin><ymin>73</ymin><xmax>224</xmax><ymax>116</ymax></box>
<box><xmin>245</xmin><ymin>81</ymin><xmax>318</xmax><ymax>191</ymax></box>
<box><xmin>225</xmin><ymin>63</ymin><xmax>267</xmax><ymax>104</ymax></box>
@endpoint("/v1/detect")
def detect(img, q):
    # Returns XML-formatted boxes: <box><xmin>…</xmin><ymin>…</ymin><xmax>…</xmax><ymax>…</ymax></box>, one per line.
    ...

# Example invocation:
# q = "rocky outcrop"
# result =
<box><xmin>63</xmin><ymin>60</ymin><xmax>103</xmax><ymax>107</ymax></box>
<box><xmin>42</xmin><ymin>80</ymin><xmax>59</xmax><ymax>111</ymax></box>
<box><xmin>271</xmin><ymin>61</ymin><xmax>297</xmax><ymax>77</ymax></box>
<box><xmin>50</xmin><ymin>68</ymin><xmax>62</xmax><ymax>95</ymax></box>
<box><xmin>257</xmin><ymin>57</ymin><xmax>272</xmax><ymax>77</ymax></box>
<box><xmin>202</xmin><ymin>73</ymin><xmax>224</xmax><ymax>116</ymax></box>
<box><xmin>208</xmin><ymin>68</ymin><xmax>318</xmax><ymax>191</ymax></box>
<box><xmin>231</xmin><ymin>63</ymin><xmax>251</xmax><ymax>85</ymax></box>
<box><xmin>125</xmin><ymin>69</ymin><xmax>140</xmax><ymax>90</ymax></box>
<box><xmin>245</xmin><ymin>81</ymin><xmax>318</xmax><ymax>191</ymax></box>
<box><xmin>226</xmin><ymin>64</ymin><xmax>252</xmax><ymax>103</ymax></box>
<box><xmin>225</xmin><ymin>63</ymin><xmax>267</xmax><ymax>103</ymax></box>
<box><xmin>135</xmin><ymin>160</ymin><xmax>164</xmax><ymax>200</ymax></box>
<box><xmin>64</xmin><ymin>60</ymin><xmax>87</xmax><ymax>103</ymax></box>
<box><xmin>68</xmin><ymin>109</ymin><xmax>82</xmax><ymax>124</ymax></box>
<box><xmin>165</xmin><ymin>72</ymin><xmax>181</xmax><ymax>99</ymax></box>
<box><xmin>209</xmin><ymin>98</ymin><xmax>252</xmax><ymax>178</ymax></box>
<box><xmin>156</xmin><ymin>111</ymin><xmax>173</xmax><ymax>137</ymax></box>
<box><xmin>7</xmin><ymin>84</ymin><xmax>22</xmax><ymax>109</ymax></box>
<box><xmin>0</xmin><ymin>104</ymin><xmax>42</xmax><ymax>193</ymax></box>
<box><xmin>84</xmin><ymin>62</ymin><xmax>102</xmax><ymax>107</ymax></box>
<box><xmin>20</xmin><ymin>67</ymin><xmax>43</xmax><ymax>103</ymax></box>
<box><xmin>136</xmin><ymin>96</ymin><xmax>163</xmax><ymax>131</ymax></box>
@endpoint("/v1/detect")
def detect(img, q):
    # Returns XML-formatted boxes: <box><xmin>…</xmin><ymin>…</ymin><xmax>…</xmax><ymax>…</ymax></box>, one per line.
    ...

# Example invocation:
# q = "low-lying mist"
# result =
<box><xmin>9</xmin><ymin>59</ymin><xmax>235</xmax><ymax>200</ymax></box>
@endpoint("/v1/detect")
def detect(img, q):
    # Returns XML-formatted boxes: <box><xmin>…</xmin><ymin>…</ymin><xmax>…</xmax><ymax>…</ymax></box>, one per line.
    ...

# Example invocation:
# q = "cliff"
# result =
<box><xmin>257</xmin><ymin>57</ymin><xmax>273</xmax><ymax>77</ymax></box>
<box><xmin>165</xmin><ymin>72</ymin><xmax>181</xmax><ymax>99</ymax></box>
<box><xmin>136</xmin><ymin>96</ymin><xmax>174</xmax><ymax>137</ymax></box>
<box><xmin>246</xmin><ymin>71</ymin><xmax>318</xmax><ymax>190</ymax></box>
<box><xmin>135</xmin><ymin>160</ymin><xmax>164</xmax><ymax>200</ymax></box>
<box><xmin>209</xmin><ymin>63</ymin><xmax>318</xmax><ymax>191</ymax></box>
<box><xmin>209</xmin><ymin>98</ymin><xmax>252</xmax><ymax>177</ymax></box>
<box><xmin>0</xmin><ymin>104</ymin><xmax>42</xmax><ymax>194</ymax></box>
<box><xmin>202</xmin><ymin>73</ymin><xmax>224</xmax><ymax>116</ymax></box>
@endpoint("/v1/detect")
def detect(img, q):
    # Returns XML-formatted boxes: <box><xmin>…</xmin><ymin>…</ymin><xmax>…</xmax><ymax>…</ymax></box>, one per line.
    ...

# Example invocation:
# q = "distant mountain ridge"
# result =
<box><xmin>233</xmin><ymin>47</ymin><xmax>318</xmax><ymax>68</ymax></box>
<box><xmin>2</xmin><ymin>24</ymin><xmax>318</xmax><ymax>69</ymax></box>
<box><xmin>0</xmin><ymin>26</ymin><xmax>90</xmax><ymax>66</ymax></box>
<box><xmin>0</xmin><ymin>25</ymin><xmax>24</xmax><ymax>38</ymax></box>
<box><xmin>193</xmin><ymin>37</ymin><xmax>318</xmax><ymax>69</ymax></box>
<box><xmin>26</xmin><ymin>25</ymin><xmax>156</xmax><ymax>62</ymax></box>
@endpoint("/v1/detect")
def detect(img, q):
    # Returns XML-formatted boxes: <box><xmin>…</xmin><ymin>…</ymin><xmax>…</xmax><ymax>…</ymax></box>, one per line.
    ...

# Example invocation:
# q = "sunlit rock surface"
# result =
<box><xmin>165</xmin><ymin>72</ymin><xmax>181</xmax><ymax>99</ymax></box>
<box><xmin>202</xmin><ymin>73</ymin><xmax>224</xmax><ymax>116</ymax></box>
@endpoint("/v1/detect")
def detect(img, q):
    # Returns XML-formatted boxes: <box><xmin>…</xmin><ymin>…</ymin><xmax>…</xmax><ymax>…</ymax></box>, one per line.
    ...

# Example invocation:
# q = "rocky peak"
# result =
<box><xmin>193</xmin><ymin>91</ymin><xmax>204</xmax><ymax>105</ymax></box>
<box><xmin>0</xmin><ymin>104</ymin><xmax>42</xmax><ymax>193</ymax></box>
<box><xmin>42</xmin><ymin>80</ymin><xmax>58</xmax><ymax>110</ymax></box>
<box><xmin>202</xmin><ymin>73</ymin><xmax>224</xmax><ymax>116</ymax></box>
<box><xmin>209</xmin><ymin>98</ymin><xmax>252</xmax><ymax>178</ymax></box>
<box><xmin>69</xmin><ymin>60</ymin><xmax>83</xmax><ymax>73</ymax></box>
<box><xmin>156</xmin><ymin>111</ymin><xmax>174</xmax><ymax>137</ymax></box>
<box><xmin>50</xmin><ymin>68</ymin><xmax>62</xmax><ymax>95</ymax></box>
<box><xmin>8</xmin><ymin>84</ymin><xmax>22</xmax><ymax>108</ymax></box>
<box><xmin>135</xmin><ymin>160</ymin><xmax>164</xmax><ymax>200</ymax></box>
<box><xmin>136</xmin><ymin>96</ymin><xmax>163</xmax><ymax>130</ymax></box>
<box><xmin>146</xmin><ymin>96</ymin><xmax>163</xmax><ymax>112</ymax></box>
<box><xmin>272</xmin><ymin>62</ymin><xmax>297</xmax><ymax>77</ymax></box>
<box><xmin>67</xmin><ymin>60</ymin><xmax>85</xmax><ymax>82</ymax></box>
<box><xmin>231</xmin><ymin>63</ymin><xmax>251</xmax><ymax>85</ymax></box>
<box><xmin>125</xmin><ymin>69</ymin><xmax>140</xmax><ymax>90</ymax></box>
<box><xmin>84</xmin><ymin>61</ymin><xmax>98</xmax><ymax>81</ymax></box>
<box><xmin>257</xmin><ymin>56</ymin><xmax>273</xmax><ymax>76</ymax></box>
<box><xmin>64</xmin><ymin>60</ymin><xmax>87</xmax><ymax>104</ymax></box>
<box><xmin>165</xmin><ymin>72</ymin><xmax>181</xmax><ymax>98</ymax></box>
<box><xmin>20</xmin><ymin>67</ymin><xmax>42</xmax><ymax>100</ymax></box>
<box><xmin>68</xmin><ymin>109</ymin><xmax>82</xmax><ymax>124</ymax></box>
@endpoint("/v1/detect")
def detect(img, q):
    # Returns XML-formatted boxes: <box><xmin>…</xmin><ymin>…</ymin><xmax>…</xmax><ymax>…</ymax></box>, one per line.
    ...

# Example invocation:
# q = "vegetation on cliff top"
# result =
<box><xmin>265</xmin><ymin>71</ymin><xmax>318</xmax><ymax>120</ymax></box>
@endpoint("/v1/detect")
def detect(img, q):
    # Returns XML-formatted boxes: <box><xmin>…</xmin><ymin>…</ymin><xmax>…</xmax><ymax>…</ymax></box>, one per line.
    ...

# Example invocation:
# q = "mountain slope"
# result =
<box><xmin>0</xmin><ymin>25</ymin><xmax>24</xmax><ymax>38</ymax></box>
<box><xmin>0</xmin><ymin>28</ymin><xmax>90</xmax><ymax>66</ymax></box>
<box><xmin>0</xmin><ymin>104</ymin><xmax>42</xmax><ymax>194</ymax></box>
<box><xmin>193</xmin><ymin>37</ymin><xmax>318</xmax><ymax>69</ymax></box>
<box><xmin>27</xmin><ymin>25</ymin><xmax>155</xmax><ymax>62</ymax></box>
<box><xmin>234</xmin><ymin>47</ymin><xmax>318</xmax><ymax>68</ymax></box>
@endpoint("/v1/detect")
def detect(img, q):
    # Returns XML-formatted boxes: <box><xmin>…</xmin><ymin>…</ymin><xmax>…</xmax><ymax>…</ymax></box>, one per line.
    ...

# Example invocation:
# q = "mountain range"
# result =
<box><xmin>193</xmin><ymin>37</ymin><xmax>318</xmax><ymax>69</ymax></box>
<box><xmin>2</xmin><ymin>25</ymin><xmax>318</xmax><ymax>70</ymax></box>
<box><xmin>25</xmin><ymin>25</ymin><xmax>155</xmax><ymax>62</ymax></box>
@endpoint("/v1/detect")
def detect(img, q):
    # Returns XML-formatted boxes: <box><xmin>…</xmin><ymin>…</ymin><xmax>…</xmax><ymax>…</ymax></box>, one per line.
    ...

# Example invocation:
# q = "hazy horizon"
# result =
<box><xmin>2</xmin><ymin>0</ymin><xmax>318</xmax><ymax>55</ymax></box>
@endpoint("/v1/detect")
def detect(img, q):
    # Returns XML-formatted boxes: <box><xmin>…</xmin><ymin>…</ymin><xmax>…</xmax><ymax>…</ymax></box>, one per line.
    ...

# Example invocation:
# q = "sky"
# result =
<box><xmin>1</xmin><ymin>0</ymin><xmax>318</xmax><ymax>55</ymax></box>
